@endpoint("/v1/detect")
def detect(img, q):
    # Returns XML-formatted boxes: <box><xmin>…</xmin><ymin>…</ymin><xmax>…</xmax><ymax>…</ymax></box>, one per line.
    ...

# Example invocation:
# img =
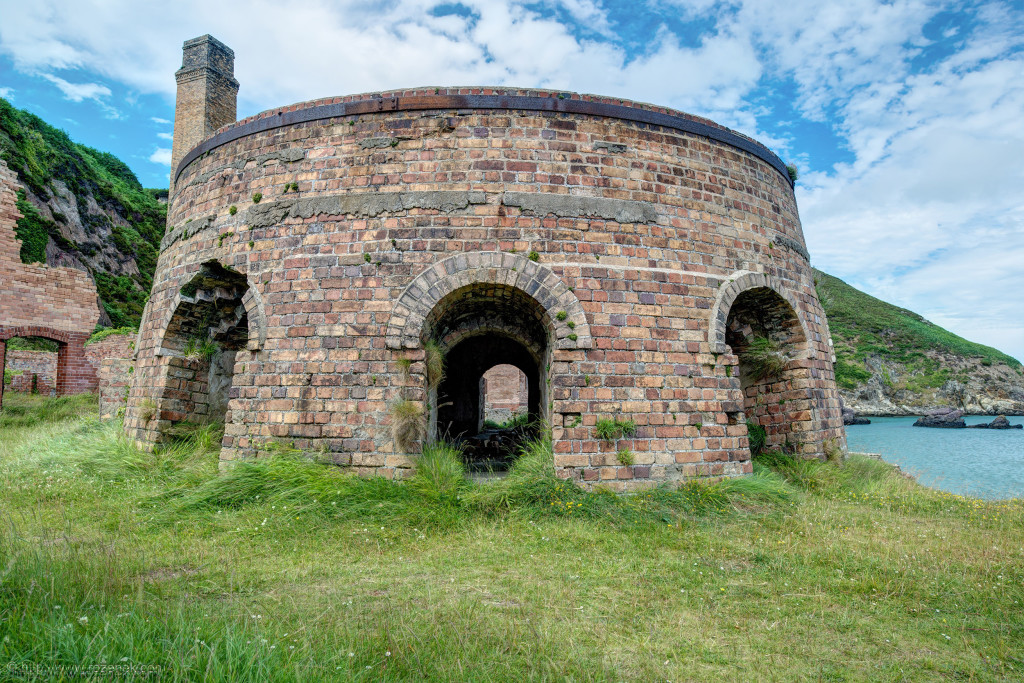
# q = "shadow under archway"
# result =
<box><xmin>724</xmin><ymin>286</ymin><xmax>812</xmax><ymax>455</ymax></box>
<box><xmin>154</xmin><ymin>261</ymin><xmax>250</xmax><ymax>444</ymax></box>
<box><xmin>425</xmin><ymin>282</ymin><xmax>553</xmax><ymax>473</ymax></box>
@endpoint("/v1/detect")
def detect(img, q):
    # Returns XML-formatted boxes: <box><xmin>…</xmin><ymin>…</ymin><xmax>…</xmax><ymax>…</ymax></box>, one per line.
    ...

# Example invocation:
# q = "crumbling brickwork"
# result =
<box><xmin>0</xmin><ymin>159</ymin><xmax>100</xmax><ymax>410</ymax></box>
<box><xmin>86</xmin><ymin>334</ymin><xmax>136</xmax><ymax>417</ymax></box>
<box><xmin>4</xmin><ymin>350</ymin><xmax>56</xmax><ymax>394</ymax></box>
<box><xmin>126</xmin><ymin>38</ymin><xmax>846</xmax><ymax>490</ymax></box>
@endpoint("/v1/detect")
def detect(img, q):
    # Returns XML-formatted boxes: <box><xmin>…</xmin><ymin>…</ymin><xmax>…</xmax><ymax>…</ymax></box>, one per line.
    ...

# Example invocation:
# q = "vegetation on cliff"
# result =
<box><xmin>815</xmin><ymin>269</ymin><xmax>1022</xmax><ymax>412</ymax></box>
<box><xmin>0</xmin><ymin>97</ymin><xmax>166</xmax><ymax>328</ymax></box>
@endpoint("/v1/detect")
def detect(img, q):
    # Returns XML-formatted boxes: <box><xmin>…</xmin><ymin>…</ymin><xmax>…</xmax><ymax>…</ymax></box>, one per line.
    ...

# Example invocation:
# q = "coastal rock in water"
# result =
<box><xmin>968</xmin><ymin>415</ymin><xmax>1024</xmax><ymax>429</ymax></box>
<box><xmin>913</xmin><ymin>408</ymin><xmax>966</xmax><ymax>428</ymax></box>
<box><xmin>840</xmin><ymin>398</ymin><xmax>871</xmax><ymax>426</ymax></box>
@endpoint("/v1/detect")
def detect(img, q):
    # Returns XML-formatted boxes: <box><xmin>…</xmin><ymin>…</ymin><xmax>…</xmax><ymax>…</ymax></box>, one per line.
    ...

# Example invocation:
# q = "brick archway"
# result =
<box><xmin>385</xmin><ymin>251</ymin><xmax>591</xmax><ymax>351</ymax></box>
<box><xmin>708</xmin><ymin>271</ymin><xmax>813</xmax><ymax>359</ymax></box>
<box><xmin>153</xmin><ymin>260</ymin><xmax>268</xmax><ymax>355</ymax></box>
<box><xmin>0</xmin><ymin>325</ymin><xmax>96</xmax><ymax>410</ymax></box>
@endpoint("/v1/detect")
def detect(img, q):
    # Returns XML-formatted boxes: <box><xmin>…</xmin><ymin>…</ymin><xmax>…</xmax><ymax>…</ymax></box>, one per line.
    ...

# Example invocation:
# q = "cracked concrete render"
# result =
<box><xmin>174</xmin><ymin>189</ymin><xmax>664</xmax><ymax>240</ymax></box>
<box><xmin>501</xmin><ymin>191</ymin><xmax>659</xmax><ymax>224</ymax></box>
<box><xmin>176</xmin><ymin>148</ymin><xmax>306</xmax><ymax>193</ymax></box>
<box><xmin>246</xmin><ymin>191</ymin><xmax>488</xmax><ymax>228</ymax></box>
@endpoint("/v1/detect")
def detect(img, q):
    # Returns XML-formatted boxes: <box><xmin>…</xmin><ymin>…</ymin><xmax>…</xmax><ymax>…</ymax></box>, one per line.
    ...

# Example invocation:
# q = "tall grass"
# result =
<box><xmin>0</xmin><ymin>393</ymin><xmax>97</xmax><ymax>429</ymax></box>
<box><xmin>3</xmin><ymin>399</ymin><xmax>1024</xmax><ymax>681</ymax></box>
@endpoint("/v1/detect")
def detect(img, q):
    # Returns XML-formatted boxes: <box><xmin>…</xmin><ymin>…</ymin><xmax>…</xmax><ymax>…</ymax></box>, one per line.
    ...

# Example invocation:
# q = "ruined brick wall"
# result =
<box><xmin>127</xmin><ymin>85</ymin><xmax>846</xmax><ymax>490</ymax></box>
<box><xmin>4</xmin><ymin>350</ymin><xmax>56</xmax><ymax>394</ymax></box>
<box><xmin>85</xmin><ymin>334</ymin><xmax>135</xmax><ymax>367</ymax></box>
<box><xmin>0</xmin><ymin>159</ymin><xmax>100</xmax><ymax>409</ymax></box>
<box><xmin>98</xmin><ymin>357</ymin><xmax>133</xmax><ymax>418</ymax></box>
<box><xmin>86</xmin><ymin>334</ymin><xmax>136</xmax><ymax>418</ymax></box>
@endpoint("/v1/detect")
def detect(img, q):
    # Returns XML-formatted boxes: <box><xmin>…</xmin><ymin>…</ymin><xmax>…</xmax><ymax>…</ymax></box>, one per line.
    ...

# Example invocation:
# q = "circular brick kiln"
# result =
<box><xmin>125</xmin><ymin>39</ymin><xmax>847</xmax><ymax>490</ymax></box>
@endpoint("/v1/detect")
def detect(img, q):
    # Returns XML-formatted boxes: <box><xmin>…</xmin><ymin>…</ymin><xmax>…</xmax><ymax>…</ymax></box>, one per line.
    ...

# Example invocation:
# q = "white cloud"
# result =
<box><xmin>0</xmin><ymin>86</ymin><xmax>12</xmax><ymax>98</ymax></box>
<box><xmin>148</xmin><ymin>147</ymin><xmax>171</xmax><ymax>165</ymax></box>
<box><xmin>157</xmin><ymin>131</ymin><xmax>173</xmax><ymax>141</ymax></box>
<box><xmin>795</xmin><ymin>4</ymin><xmax>1024</xmax><ymax>361</ymax></box>
<box><xmin>151</xmin><ymin>116</ymin><xmax>170</xmax><ymax>124</ymax></box>
<box><xmin>42</xmin><ymin>73</ymin><xmax>110</xmax><ymax>102</ymax></box>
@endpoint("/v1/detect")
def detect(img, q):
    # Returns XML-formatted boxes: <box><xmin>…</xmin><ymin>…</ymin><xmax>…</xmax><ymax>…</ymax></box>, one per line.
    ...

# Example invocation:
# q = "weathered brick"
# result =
<box><xmin>126</xmin><ymin>45</ymin><xmax>847</xmax><ymax>491</ymax></box>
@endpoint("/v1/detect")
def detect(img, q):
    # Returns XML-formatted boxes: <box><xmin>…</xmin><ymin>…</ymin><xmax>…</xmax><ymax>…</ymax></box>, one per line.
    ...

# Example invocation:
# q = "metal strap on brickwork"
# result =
<box><xmin>174</xmin><ymin>94</ymin><xmax>793</xmax><ymax>189</ymax></box>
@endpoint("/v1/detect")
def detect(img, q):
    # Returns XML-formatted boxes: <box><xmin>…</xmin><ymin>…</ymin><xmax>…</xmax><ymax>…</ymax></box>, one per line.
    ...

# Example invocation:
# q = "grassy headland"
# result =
<box><xmin>814</xmin><ymin>269</ymin><xmax>1022</xmax><ymax>393</ymax></box>
<box><xmin>1</xmin><ymin>394</ymin><xmax>1022</xmax><ymax>681</ymax></box>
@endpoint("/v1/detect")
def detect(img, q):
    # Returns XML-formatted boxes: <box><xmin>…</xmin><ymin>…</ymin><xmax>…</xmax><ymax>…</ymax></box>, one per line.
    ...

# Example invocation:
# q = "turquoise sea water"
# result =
<box><xmin>844</xmin><ymin>416</ymin><xmax>1024</xmax><ymax>500</ymax></box>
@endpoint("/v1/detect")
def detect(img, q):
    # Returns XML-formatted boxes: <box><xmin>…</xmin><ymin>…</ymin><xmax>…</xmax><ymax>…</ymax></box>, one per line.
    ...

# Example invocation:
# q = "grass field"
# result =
<box><xmin>1</xmin><ymin>393</ymin><xmax>1022</xmax><ymax>681</ymax></box>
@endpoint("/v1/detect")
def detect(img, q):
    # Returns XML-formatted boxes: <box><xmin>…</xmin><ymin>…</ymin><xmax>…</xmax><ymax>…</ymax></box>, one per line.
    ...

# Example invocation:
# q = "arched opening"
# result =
<box><xmin>156</xmin><ymin>261</ymin><xmax>250</xmax><ymax>443</ymax></box>
<box><xmin>482</xmin><ymin>364</ymin><xmax>529</xmax><ymax>428</ymax></box>
<box><xmin>724</xmin><ymin>286</ymin><xmax>811</xmax><ymax>455</ymax></box>
<box><xmin>424</xmin><ymin>282</ymin><xmax>552</xmax><ymax>473</ymax></box>
<box><xmin>1</xmin><ymin>336</ymin><xmax>58</xmax><ymax>398</ymax></box>
<box><xmin>0</xmin><ymin>326</ymin><xmax>95</xmax><ymax>412</ymax></box>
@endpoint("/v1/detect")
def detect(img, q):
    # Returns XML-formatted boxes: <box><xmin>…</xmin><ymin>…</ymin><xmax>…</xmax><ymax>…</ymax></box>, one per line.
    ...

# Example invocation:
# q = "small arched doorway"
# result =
<box><xmin>153</xmin><ymin>261</ymin><xmax>251</xmax><ymax>443</ymax></box>
<box><xmin>724</xmin><ymin>286</ymin><xmax>811</xmax><ymax>454</ymax></box>
<box><xmin>0</xmin><ymin>326</ymin><xmax>95</xmax><ymax>411</ymax></box>
<box><xmin>1</xmin><ymin>336</ymin><xmax>58</xmax><ymax>397</ymax></box>
<box><xmin>424</xmin><ymin>282</ymin><xmax>552</xmax><ymax>472</ymax></box>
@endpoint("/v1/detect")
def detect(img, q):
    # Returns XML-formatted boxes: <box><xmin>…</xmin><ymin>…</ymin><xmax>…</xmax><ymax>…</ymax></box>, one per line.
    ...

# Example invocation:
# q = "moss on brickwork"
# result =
<box><xmin>85</xmin><ymin>326</ymin><xmax>138</xmax><ymax>346</ymax></box>
<box><xmin>0</xmin><ymin>97</ymin><xmax>166</xmax><ymax>327</ymax></box>
<box><xmin>13</xmin><ymin>190</ymin><xmax>49</xmax><ymax>264</ymax></box>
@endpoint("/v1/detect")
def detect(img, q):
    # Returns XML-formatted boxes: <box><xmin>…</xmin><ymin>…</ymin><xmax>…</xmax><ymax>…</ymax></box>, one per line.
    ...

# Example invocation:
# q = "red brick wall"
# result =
<box><xmin>4</xmin><ymin>350</ymin><xmax>56</xmax><ymax>393</ymax></box>
<box><xmin>128</xmin><ymin>87</ymin><xmax>846</xmax><ymax>489</ymax></box>
<box><xmin>0</xmin><ymin>159</ymin><xmax>101</xmax><ymax>410</ymax></box>
<box><xmin>86</xmin><ymin>334</ymin><xmax>137</xmax><ymax>418</ymax></box>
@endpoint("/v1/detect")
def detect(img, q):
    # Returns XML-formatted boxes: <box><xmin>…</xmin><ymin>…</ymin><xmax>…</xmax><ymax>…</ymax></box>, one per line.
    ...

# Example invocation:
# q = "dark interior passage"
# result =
<box><xmin>436</xmin><ymin>335</ymin><xmax>541</xmax><ymax>438</ymax></box>
<box><xmin>725</xmin><ymin>286</ymin><xmax>809</xmax><ymax>454</ymax></box>
<box><xmin>425</xmin><ymin>282</ymin><xmax>552</xmax><ymax>472</ymax></box>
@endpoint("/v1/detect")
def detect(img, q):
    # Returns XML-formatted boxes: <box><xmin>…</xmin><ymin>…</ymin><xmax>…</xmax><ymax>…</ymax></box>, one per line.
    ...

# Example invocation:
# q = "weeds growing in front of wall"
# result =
<box><xmin>389</xmin><ymin>398</ymin><xmax>425</xmax><ymax>452</ymax></box>
<box><xmin>422</xmin><ymin>341</ymin><xmax>445</xmax><ymax>391</ymax></box>
<box><xmin>3</xmin><ymin>395</ymin><xmax>1023</xmax><ymax>680</ymax></box>
<box><xmin>182</xmin><ymin>338</ymin><xmax>218</xmax><ymax>361</ymax></box>
<box><xmin>739</xmin><ymin>335</ymin><xmax>791</xmax><ymax>381</ymax></box>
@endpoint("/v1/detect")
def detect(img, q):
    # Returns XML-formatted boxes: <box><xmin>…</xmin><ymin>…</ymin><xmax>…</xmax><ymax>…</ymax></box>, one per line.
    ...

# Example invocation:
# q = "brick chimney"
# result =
<box><xmin>170</xmin><ymin>35</ymin><xmax>238</xmax><ymax>194</ymax></box>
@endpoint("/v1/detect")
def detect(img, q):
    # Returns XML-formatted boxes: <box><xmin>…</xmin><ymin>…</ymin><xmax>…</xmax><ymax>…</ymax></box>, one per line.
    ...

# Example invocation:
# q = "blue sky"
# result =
<box><xmin>0</xmin><ymin>0</ymin><xmax>1022</xmax><ymax>362</ymax></box>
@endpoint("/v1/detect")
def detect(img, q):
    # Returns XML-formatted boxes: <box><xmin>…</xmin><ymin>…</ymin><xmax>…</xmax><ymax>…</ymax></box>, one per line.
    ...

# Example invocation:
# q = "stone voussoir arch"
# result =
<box><xmin>708</xmin><ymin>270</ymin><xmax>813</xmax><ymax>359</ymax></box>
<box><xmin>153</xmin><ymin>260</ymin><xmax>268</xmax><ymax>356</ymax></box>
<box><xmin>386</xmin><ymin>251</ymin><xmax>592</xmax><ymax>351</ymax></box>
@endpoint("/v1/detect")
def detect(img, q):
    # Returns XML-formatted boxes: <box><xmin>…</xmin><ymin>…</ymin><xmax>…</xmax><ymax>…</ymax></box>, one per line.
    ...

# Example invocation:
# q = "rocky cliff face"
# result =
<box><xmin>0</xmin><ymin>97</ymin><xmax>166</xmax><ymax>328</ymax></box>
<box><xmin>816</xmin><ymin>270</ymin><xmax>1024</xmax><ymax>416</ymax></box>
<box><xmin>840</xmin><ymin>351</ymin><xmax>1024</xmax><ymax>416</ymax></box>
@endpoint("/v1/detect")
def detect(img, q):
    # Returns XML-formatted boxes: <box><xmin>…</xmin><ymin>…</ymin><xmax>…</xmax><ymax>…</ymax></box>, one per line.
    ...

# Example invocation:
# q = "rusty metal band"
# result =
<box><xmin>174</xmin><ymin>94</ymin><xmax>792</xmax><ymax>188</ymax></box>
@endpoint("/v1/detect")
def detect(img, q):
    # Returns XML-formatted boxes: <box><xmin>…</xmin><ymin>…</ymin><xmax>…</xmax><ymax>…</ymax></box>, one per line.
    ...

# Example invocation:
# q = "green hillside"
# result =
<box><xmin>814</xmin><ymin>269</ymin><xmax>1021</xmax><ymax>391</ymax></box>
<box><xmin>0</xmin><ymin>97</ymin><xmax>166</xmax><ymax>328</ymax></box>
